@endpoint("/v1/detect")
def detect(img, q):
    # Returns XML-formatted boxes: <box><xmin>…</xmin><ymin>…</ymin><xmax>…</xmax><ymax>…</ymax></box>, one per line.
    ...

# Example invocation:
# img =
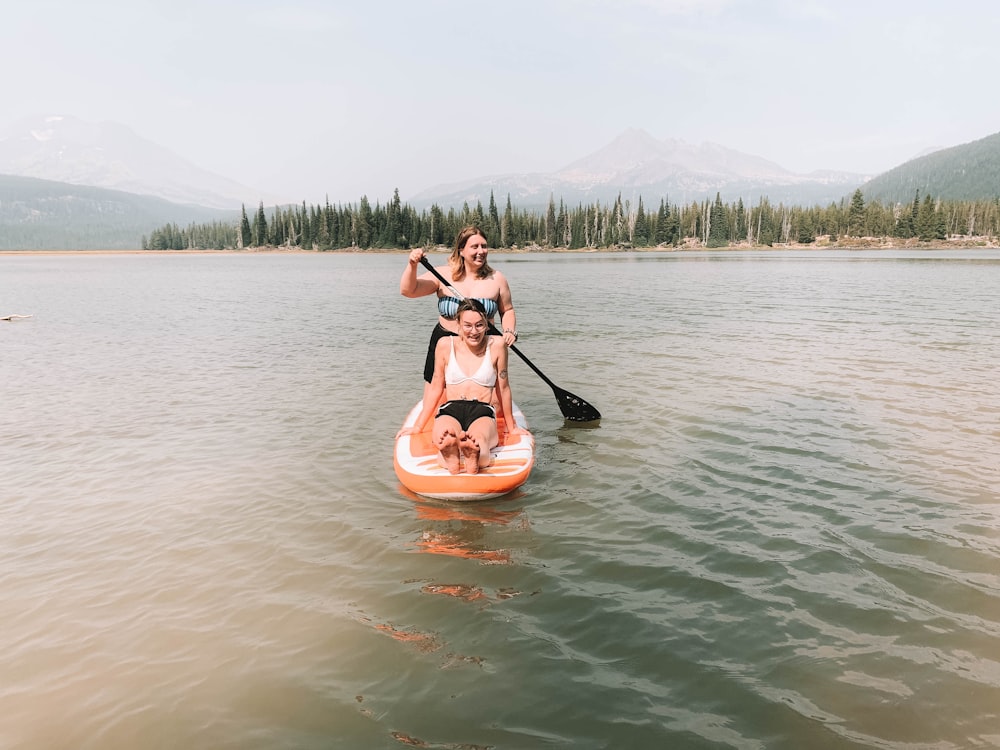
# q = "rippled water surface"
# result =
<box><xmin>1</xmin><ymin>249</ymin><xmax>998</xmax><ymax>749</ymax></box>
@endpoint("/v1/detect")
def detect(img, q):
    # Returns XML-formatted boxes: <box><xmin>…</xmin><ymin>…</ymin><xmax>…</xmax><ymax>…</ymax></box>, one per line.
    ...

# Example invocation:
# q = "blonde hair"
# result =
<box><xmin>449</xmin><ymin>225</ymin><xmax>493</xmax><ymax>281</ymax></box>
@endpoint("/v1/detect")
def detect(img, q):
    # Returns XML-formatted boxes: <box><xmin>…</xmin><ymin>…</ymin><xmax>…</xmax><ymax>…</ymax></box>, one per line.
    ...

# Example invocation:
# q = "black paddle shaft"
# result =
<box><xmin>417</xmin><ymin>256</ymin><xmax>601</xmax><ymax>422</ymax></box>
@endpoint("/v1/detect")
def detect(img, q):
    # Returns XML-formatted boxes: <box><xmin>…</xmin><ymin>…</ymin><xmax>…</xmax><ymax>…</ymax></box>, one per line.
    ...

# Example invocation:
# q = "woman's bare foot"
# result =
<box><xmin>460</xmin><ymin>433</ymin><xmax>481</xmax><ymax>475</ymax></box>
<box><xmin>436</xmin><ymin>428</ymin><xmax>461</xmax><ymax>474</ymax></box>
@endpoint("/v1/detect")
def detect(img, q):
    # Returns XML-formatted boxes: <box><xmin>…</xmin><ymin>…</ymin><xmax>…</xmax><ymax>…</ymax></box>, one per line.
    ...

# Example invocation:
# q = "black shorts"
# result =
<box><xmin>436</xmin><ymin>400</ymin><xmax>496</xmax><ymax>431</ymax></box>
<box><xmin>424</xmin><ymin>323</ymin><xmax>457</xmax><ymax>383</ymax></box>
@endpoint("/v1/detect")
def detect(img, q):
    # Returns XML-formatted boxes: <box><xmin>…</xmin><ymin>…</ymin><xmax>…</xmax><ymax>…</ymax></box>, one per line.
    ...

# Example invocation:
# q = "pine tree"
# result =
<box><xmin>735</xmin><ymin>198</ymin><xmax>747</xmax><ymax>241</ymax></box>
<box><xmin>324</xmin><ymin>200</ymin><xmax>339</xmax><ymax>249</ymax></box>
<box><xmin>301</xmin><ymin>202</ymin><xmax>313</xmax><ymax>249</ymax></box>
<box><xmin>386</xmin><ymin>188</ymin><xmax>402</xmax><ymax>248</ymax></box>
<box><xmin>556</xmin><ymin>199</ymin><xmax>567</xmax><ymax>247</ymax></box>
<box><xmin>357</xmin><ymin>196</ymin><xmax>373</xmax><ymax>248</ymax></box>
<box><xmin>488</xmin><ymin>191</ymin><xmax>501</xmax><ymax>244</ymax></box>
<box><xmin>894</xmin><ymin>201</ymin><xmax>915</xmax><ymax>238</ymax></box>
<box><xmin>653</xmin><ymin>199</ymin><xmax>669</xmax><ymax>245</ymax></box>
<box><xmin>239</xmin><ymin>204</ymin><xmax>251</xmax><ymax>248</ymax></box>
<box><xmin>633</xmin><ymin>197</ymin><xmax>649</xmax><ymax>246</ymax></box>
<box><xmin>797</xmin><ymin>211</ymin><xmax>815</xmax><ymax>243</ymax></box>
<box><xmin>707</xmin><ymin>192</ymin><xmax>727</xmax><ymax>247</ymax></box>
<box><xmin>569</xmin><ymin>204</ymin><xmax>586</xmax><ymax>249</ymax></box>
<box><xmin>399</xmin><ymin>202</ymin><xmax>413</xmax><ymax>249</ymax></box>
<box><xmin>501</xmin><ymin>194</ymin><xmax>513</xmax><ymax>247</ymax></box>
<box><xmin>545</xmin><ymin>196</ymin><xmax>556</xmax><ymax>246</ymax></box>
<box><xmin>252</xmin><ymin>202</ymin><xmax>267</xmax><ymax>247</ymax></box>
<box><xmin>917</xmin><ymin>194</ymin><xmax>936</xmax><ymax>240</ymax></box>
<box><xmin>755</xmin><ymin>197</ymin><xmax>775</xmax><ymax>246</ymax></box>
<box><xmin>429</xmin><ymin>204</ymin><xmax>445</xmax><ymax>245</ymax></box>
<box><xmin>269</xmin><ymin>207</ymin><xmax>285</xmax><ymax>246</ymax></box>
<box><xmin>935</xmin><ymin>198</ymin><xmax>948</xmax><ymax>239</ymax></box>
<box><xmin>286</xmin><ymin>212</ymin><xmax>298</xmax><ymax>248</ymax></box>
<box><xmin>611</xmin><ymin>194</ymin><xmax>625</xmax><ymax>245</ymax></box>
<box><xmin>848</xmin><ymin>189</ymin><xmax>866</xmax><ymax>236</ymax></box>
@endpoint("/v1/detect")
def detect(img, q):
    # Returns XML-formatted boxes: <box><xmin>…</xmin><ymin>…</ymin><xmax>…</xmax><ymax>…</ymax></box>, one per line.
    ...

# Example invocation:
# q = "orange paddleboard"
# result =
<box><xmin>394</xmin><ymin>400</ymin><xmax>534</xmax><ymax>501</ymax></box>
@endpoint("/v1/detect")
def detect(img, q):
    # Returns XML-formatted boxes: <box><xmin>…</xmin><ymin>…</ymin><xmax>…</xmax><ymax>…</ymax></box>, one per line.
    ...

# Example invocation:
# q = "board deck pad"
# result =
<box><xmin>394</xmin><ymin>400</ymin><xmax>534</xmax><ymax>501</ymax></box>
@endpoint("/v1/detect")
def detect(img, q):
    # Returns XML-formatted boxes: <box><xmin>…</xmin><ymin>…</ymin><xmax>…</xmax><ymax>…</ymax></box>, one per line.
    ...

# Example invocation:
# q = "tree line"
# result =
<box><xmin>142</xmin><ymin>188</ymin><xmax>1000</xmax><ymax>251</ymax></box>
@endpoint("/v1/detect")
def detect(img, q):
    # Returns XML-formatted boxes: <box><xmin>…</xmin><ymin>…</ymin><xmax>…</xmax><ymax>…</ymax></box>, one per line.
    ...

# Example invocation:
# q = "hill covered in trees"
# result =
<box><xmin>0</xmin><ymin>174</ymin><xmax>234</xmax><ymax>250</ymax></box>
<box><xmin>144</xmin><ymin>187</ymin><xmax>1000</xmax><ymax>252</ymax></box>
<box><xmin>861</xmin><ymin>130</ymin><xmax>1000</xmax><ymax>204</ymax></box>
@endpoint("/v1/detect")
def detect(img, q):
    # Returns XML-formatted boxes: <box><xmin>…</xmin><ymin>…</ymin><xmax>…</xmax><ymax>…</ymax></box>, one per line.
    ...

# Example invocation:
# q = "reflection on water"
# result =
<box><xmin>419</xmin><ymin>582</ymin><xmax>489</xmax><ymax>602</ymax></box>
<box><xmin>408</xmin><ymin>494</ymin><xmax>530</xmax><ymax>566</ymax></box>
<box><xmin>369</xmin><ymin>620</ymin><xmax>443</xmax><ymax>653</ymax></box>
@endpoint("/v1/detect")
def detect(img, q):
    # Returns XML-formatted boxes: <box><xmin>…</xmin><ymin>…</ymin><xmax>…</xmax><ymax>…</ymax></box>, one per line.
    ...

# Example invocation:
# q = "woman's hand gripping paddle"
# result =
<box><xmin>419</xmin><ymin>256</ymin><xmax>601</xmax><ymax>423</ymax></box>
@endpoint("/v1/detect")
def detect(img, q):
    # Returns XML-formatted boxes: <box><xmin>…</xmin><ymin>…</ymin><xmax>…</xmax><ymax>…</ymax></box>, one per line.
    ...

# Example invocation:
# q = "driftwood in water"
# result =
<box><xmin>1</xmin><ymin>314</ymin><xmax>33</xmax><ymax>321</ymax></box>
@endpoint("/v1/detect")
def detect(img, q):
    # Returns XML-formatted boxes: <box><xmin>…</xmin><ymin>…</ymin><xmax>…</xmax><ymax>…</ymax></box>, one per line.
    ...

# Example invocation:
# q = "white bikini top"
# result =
<box><xmin>445</xmin><ymin>337</ymin><xmax>496</xmax><ymax>388</ymax></box>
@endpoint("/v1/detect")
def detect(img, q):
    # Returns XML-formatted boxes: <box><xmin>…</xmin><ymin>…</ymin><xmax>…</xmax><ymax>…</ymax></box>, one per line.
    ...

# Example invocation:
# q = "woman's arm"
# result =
<box><xmin>493</xmin><ymin>340</ymin><xmax>526</xmax><ymax>435</ymax></box>
<box><xmin>400</xmin><ymin>248</ymin><xmax>441</xmax><ymax>298</ymax></box>
<box><xmin>397</xmin><ymin>340</ymin><xmax>446</xmax><ymax>436</ymax></box>
<box><xmin>496</xmin><ymin>271</ymin><xmax>518</xmax><ymax>345</ymax></box>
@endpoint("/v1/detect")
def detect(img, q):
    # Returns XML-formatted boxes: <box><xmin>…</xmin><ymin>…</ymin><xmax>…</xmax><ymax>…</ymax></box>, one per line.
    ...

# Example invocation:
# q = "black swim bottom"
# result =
<box><xmin>436</xmin><ymin>400</ymin><xmax>496</xmax><ymax>431</ymax></box>
<box><xmin>424</xmin><ymin>323</ymin><xmax>457</xmax><ymax>383</ymax></box>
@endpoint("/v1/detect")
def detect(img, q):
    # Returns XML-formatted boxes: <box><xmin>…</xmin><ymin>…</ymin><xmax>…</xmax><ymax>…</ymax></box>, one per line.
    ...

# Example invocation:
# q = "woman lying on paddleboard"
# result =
<box><xmin>396</xmin><ymin>298</ymin><xmax>529</xmax><ymax>475</ymax></box>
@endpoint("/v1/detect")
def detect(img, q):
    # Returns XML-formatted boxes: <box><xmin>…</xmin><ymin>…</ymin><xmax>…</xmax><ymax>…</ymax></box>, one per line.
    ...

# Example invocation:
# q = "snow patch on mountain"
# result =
<box><xmin>0</xmin><ymin>114</ymin><xmax>271</xmax><ymax>210</ymax></box>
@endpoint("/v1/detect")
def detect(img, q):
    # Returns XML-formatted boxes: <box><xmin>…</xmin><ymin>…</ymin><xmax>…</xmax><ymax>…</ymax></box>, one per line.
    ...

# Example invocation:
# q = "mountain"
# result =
<box><xmin>0</xmin><ymin>174</ymin><xmax>235</xmax><ymax>250</ymax></box>
<box><xmin>860</xmin><ymin>130</ymin><xmax>1000</xmax><ymax>204</ymax></box>
<box><xmin>410</xmin><ymin>128</ymin><xmax>869</xmax><ymax>210</ymax></box>
<box><xmin>0</xmin><ymin>115</ymin><xmax>270</xmax><ymax>210</ymax></box>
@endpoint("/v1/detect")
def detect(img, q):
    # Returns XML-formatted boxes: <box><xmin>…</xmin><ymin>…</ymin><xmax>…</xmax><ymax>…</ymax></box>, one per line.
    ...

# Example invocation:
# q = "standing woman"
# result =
<box><xmin>400</xmin><ymin>225</ymin><xmax>518</xmax><ymax>387</ymax></box>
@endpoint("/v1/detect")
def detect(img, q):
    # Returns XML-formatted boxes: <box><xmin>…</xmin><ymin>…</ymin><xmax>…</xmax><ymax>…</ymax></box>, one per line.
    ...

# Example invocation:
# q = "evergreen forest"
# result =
<box><xmin>143</xmin><ymin>188</ymin><xmax>1000</xmax><ymax>252</ymax></box>
<box><xmin>861</xmin><ymin>131</ymin><xmax>1000</xmax><ymax>204</ymax></box>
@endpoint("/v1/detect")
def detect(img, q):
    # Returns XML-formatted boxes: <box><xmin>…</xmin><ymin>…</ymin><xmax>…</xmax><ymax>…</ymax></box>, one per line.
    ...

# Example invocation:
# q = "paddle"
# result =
<box><xmin>418</xmin><ymin>256</ymin><xmax>601</xmax><ymax>422</ymax></box>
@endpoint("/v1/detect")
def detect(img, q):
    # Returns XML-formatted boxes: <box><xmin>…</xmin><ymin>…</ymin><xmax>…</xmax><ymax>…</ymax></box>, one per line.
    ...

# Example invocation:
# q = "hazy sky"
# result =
<box><xmin>3</xmin><ymin>0</ymin><xmax>998</xmax><ymax>204</ymax></box>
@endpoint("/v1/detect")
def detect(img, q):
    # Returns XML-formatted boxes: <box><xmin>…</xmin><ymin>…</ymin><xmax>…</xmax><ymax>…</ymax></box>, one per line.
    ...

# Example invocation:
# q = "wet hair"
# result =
<box><xmin>450</xmin><ymin>225</ymin><xmax>493</xmax><ymax>281</ymax></box>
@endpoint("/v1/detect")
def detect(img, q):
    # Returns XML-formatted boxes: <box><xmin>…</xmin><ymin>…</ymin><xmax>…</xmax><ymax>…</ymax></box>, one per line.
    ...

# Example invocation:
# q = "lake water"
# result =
<box><xmin>1</xmin><ymin>249</ymin><xmax>998</xmax><ymax>749</ymax></box>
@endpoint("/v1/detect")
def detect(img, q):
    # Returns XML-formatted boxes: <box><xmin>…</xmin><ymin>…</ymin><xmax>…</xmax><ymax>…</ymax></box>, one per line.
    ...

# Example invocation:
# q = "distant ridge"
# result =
<box><xmin>410</xmin><ymin>128</ymin><xmax>868</xmax><ymax>210</ymax></box>
<box><xmin>860</xmin><ymin>130</ymin><xmax>1000</xmax><ymax>204</ymax></box>
<box><xmin>0</xmin><ymin>114</ymin><xmax>274</xmax><ymax>210</ymax></box>
<box><xmin>0</xmin><ymin>174</ymin><xmax>234</xmax><ymax>249</ymax></box>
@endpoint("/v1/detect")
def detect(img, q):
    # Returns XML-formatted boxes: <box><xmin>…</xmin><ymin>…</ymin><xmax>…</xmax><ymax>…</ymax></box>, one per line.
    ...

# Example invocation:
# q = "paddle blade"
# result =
<box><xmin>554</xmin><ymin>386</ymin><xmax>602</xmax><ymax>422</ymax></box>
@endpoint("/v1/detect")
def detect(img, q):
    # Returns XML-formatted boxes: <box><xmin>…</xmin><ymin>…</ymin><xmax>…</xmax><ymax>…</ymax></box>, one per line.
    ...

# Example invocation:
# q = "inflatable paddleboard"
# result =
<box><xmin>394</xmin><ymin>399</ymin><xmax>534</xmax><ymax>501</ymax></box>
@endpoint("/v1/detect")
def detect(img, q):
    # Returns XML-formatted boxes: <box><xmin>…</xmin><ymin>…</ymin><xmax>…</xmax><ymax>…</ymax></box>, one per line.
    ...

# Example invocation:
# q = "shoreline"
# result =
<box><xmin>2</xmin><ymin>236</ymin><xmax>997</xmax><ymax>256</ymax></box>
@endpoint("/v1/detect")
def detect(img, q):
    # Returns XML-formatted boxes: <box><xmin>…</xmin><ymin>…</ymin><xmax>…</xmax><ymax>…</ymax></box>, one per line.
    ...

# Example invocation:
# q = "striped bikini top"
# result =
<box><xmin>444</xmin><ymin>337</ymin><xmax>496</xmax><ymax>388</ymax></box>
<box><xmin>437</xmin><ymin>295</ymin><xmax>500</xmax><ymax>321</ymax></box>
